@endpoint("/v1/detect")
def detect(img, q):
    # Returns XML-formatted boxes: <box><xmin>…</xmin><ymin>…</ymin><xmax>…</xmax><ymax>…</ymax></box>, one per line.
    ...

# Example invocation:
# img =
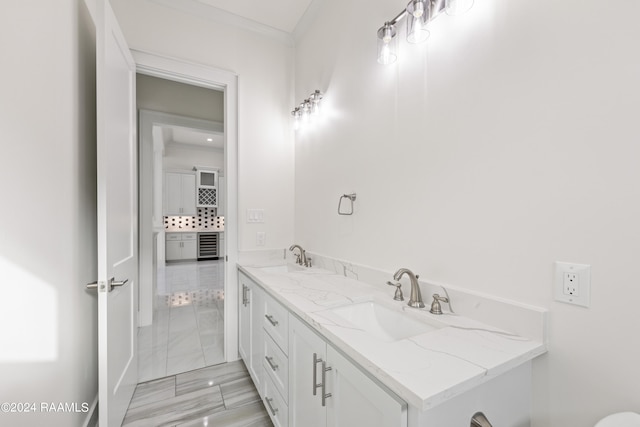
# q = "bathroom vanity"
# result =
<box><xmin>237</xmin><ymin>259</ymin><xmax>546</xmax><ymax>427</ymax></box>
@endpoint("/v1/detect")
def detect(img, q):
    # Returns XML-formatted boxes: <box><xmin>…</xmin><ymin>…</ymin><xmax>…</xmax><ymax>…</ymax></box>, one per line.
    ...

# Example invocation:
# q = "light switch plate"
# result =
<box><xmin>247</xmin><ymin>209</ymin><xmax>265</xmax><ymax>223</ymax></box>
<box><xmin>554</xmin><ymin>261</ymin><xmax>591</xmax><ymax>307</ymax></box>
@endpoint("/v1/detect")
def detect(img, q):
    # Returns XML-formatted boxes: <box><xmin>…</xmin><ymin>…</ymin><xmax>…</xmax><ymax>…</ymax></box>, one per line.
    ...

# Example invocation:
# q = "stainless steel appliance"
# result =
<box><xmin>197</xmin><ymin>232</ymin><xmax>219</xmax><ymax>260</ymax></box>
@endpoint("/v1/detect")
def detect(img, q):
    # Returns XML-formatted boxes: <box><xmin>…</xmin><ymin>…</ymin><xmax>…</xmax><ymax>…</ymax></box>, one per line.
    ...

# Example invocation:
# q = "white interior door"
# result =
<box><xmin>95</xmin><ymin>0</ymin><xmax>138</xmax><ymax>425</ymax></box>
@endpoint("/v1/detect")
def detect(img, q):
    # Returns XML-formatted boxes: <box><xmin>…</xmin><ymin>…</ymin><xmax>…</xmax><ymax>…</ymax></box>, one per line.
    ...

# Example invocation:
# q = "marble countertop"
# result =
<box><xmin>238</xmin><ymin>262</ymin><xmax>546</xmax><ymax>412</ymax></box>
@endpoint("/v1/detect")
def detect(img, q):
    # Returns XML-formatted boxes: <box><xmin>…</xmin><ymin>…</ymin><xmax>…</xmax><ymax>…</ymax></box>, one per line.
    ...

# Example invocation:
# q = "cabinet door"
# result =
<box><xmin>238</xmin><ymin>277</ymin><xmax>251</xmax><ymax>362</ymax></box>
<box><xmin>165</xmin><ymin>172</ymin><xmax>182</xmax><ymax>215</ymax></box>
<box><xmin>181</xmin><ymin>239</ymin><xmax>197</xmax><ymax>260</ymax></box>
<box><xmin>250</xmin><ymin>283</ymin><xmax>264</xmax><ymax>394</ymax></box>
<box><xmin>326</xmin><ymin>346</ymin><xmax>406</xmax><ymax>427</ymax></box>
<box><xmin>181</xmin><ymin>173</ymin><xmax>197</xmax><ymax>215</ymax></box>
<box><xmin>165</xmin><ymin>240</ymin><xmax>182</xmax><ymax>261</ymax></box>
<box><xmin>288</xmin><ymin>315</ymin><xmax>326</xmax><ymax>427</ymax></box>
<box><xmin>238</xmin><ymin>274</ymin><xmax>264</xmax><ymax>392</ymax></box>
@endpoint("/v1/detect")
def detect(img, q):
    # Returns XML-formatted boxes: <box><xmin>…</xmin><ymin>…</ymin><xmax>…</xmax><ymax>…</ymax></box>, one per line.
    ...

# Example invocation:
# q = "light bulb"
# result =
<box><xmin>406</xmin><ymin>0</ymin><xmax>430</xmax><ymax>44</ymax></box>
<box><xmin>377</xmin><ymin>22</ymin><xmax>398</xmax><ymax>65</ymax></box>
<box><xmin>412</xmin><ymin>1</ymin><xmax>424</xmax><ymax>17</ymax></box>
<box><xmin>383</xmin><ymin>27</ymin><xmax>392</xmax><ymax>43</ymax></box>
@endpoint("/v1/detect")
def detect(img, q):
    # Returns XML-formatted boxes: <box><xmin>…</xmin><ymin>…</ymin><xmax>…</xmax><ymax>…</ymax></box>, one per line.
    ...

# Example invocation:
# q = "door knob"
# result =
<box><xmin>86</xmin><ymin>277</ymin><xmax>129</xmax><ymax>292</ymax></box>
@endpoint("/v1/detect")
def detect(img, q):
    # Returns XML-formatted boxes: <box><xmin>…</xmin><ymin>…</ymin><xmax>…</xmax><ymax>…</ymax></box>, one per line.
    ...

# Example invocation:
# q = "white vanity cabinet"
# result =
<box><xmin>238</xmin><ymin>272</ymin><xmax>264</xmax><ymax>392</ymax></box>
<box><xmin>165</xmin><ymin>172</ymin><xmax>196</xmax><ymax>215</ymax></box>
<box><xmin>165</xmin><ymin>233</ymin><xmax>197</xmax><ymax>261</ymax></box>
<box><xmin>261</xmin><ymin>291</ymin><xmax>290</xmax><ymax>427</ymax></box>
<box><xmin>289</xmin><ymin>315</ymin><xmax>407</xmax><ymax>427</ymax></box>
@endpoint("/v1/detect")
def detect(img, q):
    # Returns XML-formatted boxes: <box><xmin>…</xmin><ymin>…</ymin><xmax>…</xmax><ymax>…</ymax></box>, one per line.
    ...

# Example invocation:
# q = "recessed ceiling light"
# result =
<box><xmin>207</xmin><ymin>138</ymin><xmax>213</xmax><ymax>142</ymax></box>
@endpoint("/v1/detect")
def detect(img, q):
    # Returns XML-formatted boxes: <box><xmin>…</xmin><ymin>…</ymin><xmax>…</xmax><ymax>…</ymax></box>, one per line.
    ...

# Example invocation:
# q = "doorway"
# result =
<box><xmin>135</xmin><ymin>71</ymin><xmax>234</xmax><ymax>381</ymax></box>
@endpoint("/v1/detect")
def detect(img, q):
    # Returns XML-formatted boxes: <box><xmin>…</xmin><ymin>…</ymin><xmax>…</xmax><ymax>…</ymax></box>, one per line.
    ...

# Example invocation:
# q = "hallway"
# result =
<box><xmin>138</xmin><ymin>260</ymin><xmax>226</xmax><ymax>382</ymax></box>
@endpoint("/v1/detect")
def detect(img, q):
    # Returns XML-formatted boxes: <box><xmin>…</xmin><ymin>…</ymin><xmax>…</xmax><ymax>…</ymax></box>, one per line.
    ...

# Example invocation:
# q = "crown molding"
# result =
<box><xmin>292</xmin><ymin>0</ymin><xmax>324</xmax><ymax>43</ymax></box>
<box><xmin>148</xmin><ymin>0</ymin><xmax>295</xmax><ymax>46</ymax></box>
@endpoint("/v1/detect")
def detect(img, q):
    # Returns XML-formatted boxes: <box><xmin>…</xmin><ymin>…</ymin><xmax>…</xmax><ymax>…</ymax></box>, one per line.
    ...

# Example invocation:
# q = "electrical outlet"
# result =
<box><xmin>555</xmin><ymin>262</ymin><xmax>590</xmax><ymax>307</ymax></box>
<box><xmin>256</xmin><ymin>232</ymin><xmax>266</xmax><ymax>246</ymax></box>
<box><xmin>563</xmin><ymin>272</ymin><xmax>579</xmax><ymax>296</ymax></box>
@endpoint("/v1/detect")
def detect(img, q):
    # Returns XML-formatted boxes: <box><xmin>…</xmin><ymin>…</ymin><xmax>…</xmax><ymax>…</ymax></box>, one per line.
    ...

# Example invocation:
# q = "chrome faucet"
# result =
<box><xmin>393</xmin><ymin>268</ymin><xmax>425</xmax><ymax>308</ymax></box>
<box><xmin>289</xmin><ymin>244</ymin><xmax>311</xmax><ymax>267</ymax></box>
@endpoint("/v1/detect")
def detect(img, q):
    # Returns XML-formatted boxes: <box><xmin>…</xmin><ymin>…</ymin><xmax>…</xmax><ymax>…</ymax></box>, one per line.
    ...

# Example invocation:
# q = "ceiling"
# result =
<box><xmin>194</xmin><ymin>0</ymin><xmax>314</xmax><ymax>33</ymax></box>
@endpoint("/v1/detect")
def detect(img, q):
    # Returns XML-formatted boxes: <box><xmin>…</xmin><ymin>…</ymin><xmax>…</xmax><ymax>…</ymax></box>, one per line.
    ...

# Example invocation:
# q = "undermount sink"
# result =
<box><xmin>255</xmin><ymin>264</ymin><xmax>307</xmax><ymax>274</ymax></box>
<box><xmin>326</xmin><ymin>301</ymin><xmax>441</xmax><ymax>342</ymax></box>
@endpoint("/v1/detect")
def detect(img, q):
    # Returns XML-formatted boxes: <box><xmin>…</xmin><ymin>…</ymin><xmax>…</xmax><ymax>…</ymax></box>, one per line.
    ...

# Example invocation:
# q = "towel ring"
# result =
<box><xmin>338</xmin><ymin>193</ymin><xmax>357</xmax><ymax>215</ymax></box>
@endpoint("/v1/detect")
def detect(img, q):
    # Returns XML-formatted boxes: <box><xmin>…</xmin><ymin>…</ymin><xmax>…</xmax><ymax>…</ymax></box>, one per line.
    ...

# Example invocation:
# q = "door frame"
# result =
<box><xmin>132</xmin><ymin>49</ymin><xmax>239</xmax><ymax>363</ymax></box>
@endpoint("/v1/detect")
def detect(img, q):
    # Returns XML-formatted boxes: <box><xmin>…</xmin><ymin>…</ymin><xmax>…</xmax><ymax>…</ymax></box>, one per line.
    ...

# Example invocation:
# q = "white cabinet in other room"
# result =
<box><xmin>238</xmin><ymin>272</ymin><xmax>265</xmax><ymax>393</ymax></box>
<box><xmin>165</xmin><ymin>233</ymin><xmax>197</xmax><ymax>261</ymax></box>
<box><xmin>289</xmin><ymin>315</ymin><xmax>407</xmax><ymax>427</ymax></box>
<box><xmin>165</xmin><ymin>172</ymin><xmax>196</xmax><ymax>215</ymax></box>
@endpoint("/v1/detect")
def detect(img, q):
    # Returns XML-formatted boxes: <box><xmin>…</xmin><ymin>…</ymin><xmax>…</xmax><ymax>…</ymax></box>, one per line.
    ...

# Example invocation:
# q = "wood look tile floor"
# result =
<box><xmin>122</xmin><ymin>360</ymin><xmax>273</xmax><ymax>427</ymax></box>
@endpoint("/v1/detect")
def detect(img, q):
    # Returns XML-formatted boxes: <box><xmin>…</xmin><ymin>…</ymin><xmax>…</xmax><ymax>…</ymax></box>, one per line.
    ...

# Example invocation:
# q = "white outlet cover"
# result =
<box><xmin>554</xmin><ymin>261</ymin><xmax>591</xmax><ymax>307</ymax></box>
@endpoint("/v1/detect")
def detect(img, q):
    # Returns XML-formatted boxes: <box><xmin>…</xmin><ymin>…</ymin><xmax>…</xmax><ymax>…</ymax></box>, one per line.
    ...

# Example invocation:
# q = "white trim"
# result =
<box><xmin>81</xmin><ymin>393</ymin><xmax>99</xmax><ymax>427</ymax></box>
<box><xmin>292</xmin><ymin>0</ymin><xmax>324</xmax><ymax>42</ymax></box>
<box><xmin>147</xmin><ymin>0</ymin><xmax>293</xmax><ymax>46</ymax></box>
<box><xmin>133</xmin><ymin>50</ymin><xmax>240</xmax><ymax>363</ymax></box>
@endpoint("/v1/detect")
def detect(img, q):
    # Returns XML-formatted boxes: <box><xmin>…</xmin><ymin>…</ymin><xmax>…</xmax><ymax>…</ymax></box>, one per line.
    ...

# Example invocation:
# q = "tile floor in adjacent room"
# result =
<box><xmin>138</xmin><ymin>260</ymin><xmax>226</xmax><ymax>382</ymax></box>
<box><xmin>122</xmin><ymin>360</ymin><xmax>273</xmax><ymax>427</ymax></box>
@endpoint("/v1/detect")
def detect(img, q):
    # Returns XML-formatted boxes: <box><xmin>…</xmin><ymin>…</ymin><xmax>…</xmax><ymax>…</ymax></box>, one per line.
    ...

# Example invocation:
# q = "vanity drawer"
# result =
<box><xmin>263</xmin><ymin>293</ymin><xmax>289</xmax><ymax>353</ymax></box>
<box><xmin>263</xmin><ymin>374</ymin><xmax>288</xmax><ymax>427</ymax></box>
<box><xmin>182</xmin><ymin>233</ymin><xmax>197</xmax><ymax>240</ymax></box>
<box><xmin>166</xmin><ymin>233</ymin><xmax>181</xmax><ymax>241</ymax></box>
<box><xmin>263</xmin><ymin>332</ymin><xmax>289</xmax><ymax>403</ymax></box>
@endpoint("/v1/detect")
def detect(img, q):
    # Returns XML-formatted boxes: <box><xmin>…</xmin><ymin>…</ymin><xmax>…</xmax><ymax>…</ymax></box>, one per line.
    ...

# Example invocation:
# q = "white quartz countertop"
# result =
<box><xmin>238</xmin><ymin>262</ymin><xmax>546</xmax><ymax>412</ymax></box>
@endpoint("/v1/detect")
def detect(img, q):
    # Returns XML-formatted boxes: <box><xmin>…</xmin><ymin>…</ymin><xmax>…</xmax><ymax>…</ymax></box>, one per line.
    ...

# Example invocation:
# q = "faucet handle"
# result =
<box><xmin>429</xmin><ymin>293</ymin><xmax>449</xmax><ymax>315</ymax></box>
<box><xmin>386</xmin><ymin>281</ymin><xmax>404</xmax><ymax>301</ymax></box>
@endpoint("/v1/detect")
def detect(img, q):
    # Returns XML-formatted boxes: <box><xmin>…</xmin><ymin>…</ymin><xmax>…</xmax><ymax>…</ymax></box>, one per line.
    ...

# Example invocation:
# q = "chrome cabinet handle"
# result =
<box><xmin>242</xmin><ymin>284</ymin><xmax>247</xmax><ymax>306</ymax></box>
<box><xmin>265</xmin><ymin>314</ymin><xmax>278</xmax><ymax>326</ymax></box>
<box><xmin>313</xmin><ymin>353</ymin><xmax>322</xmax><ymax>396</ymax></box>
<box><xmin>321</xmin><ymin>360</ymin><xmax>332</xmax><ymax>407</ymax></box>
<box><xmin>264</xmin><ymin>397</ymin><xmax>278</xmax><ymax>416</ymax></box>
<box><xmin>265</xmin><ymin>356</ymin><xmax>278</xmax><ymax>371</ymax></box>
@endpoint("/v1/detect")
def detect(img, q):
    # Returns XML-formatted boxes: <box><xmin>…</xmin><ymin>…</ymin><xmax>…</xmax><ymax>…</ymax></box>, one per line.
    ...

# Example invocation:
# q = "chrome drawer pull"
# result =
<box><xmin>265</xmin><ymin>397</ymin><xmax>278</xmax><ymax>416</ymax></box>
<box><xmin>313</xmin><ymin>353</ymin><xmax>323</xmax><ymax>396</ymax></box>
<box><xmin>265</xmin><ymin>314</ymin><xmax>279</xmax><ymax>326</ymax></box>
<box><xmin>322</xmin><ymin>361</ymin><xmax>332</xmax><ymax>407</ymax></box>
<box><xmin>265</xmin><ymin>356</ymin><xmax>279</xmax><ymax>371</ymax></box>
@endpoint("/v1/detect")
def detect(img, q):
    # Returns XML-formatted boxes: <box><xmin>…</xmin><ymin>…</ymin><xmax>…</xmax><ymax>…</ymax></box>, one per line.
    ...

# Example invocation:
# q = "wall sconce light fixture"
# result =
<box><xmin>377</xmin><ymin>0</ymin><xmax>473</xmax><ymax>65</ymax></box>
<box><xmin>292</xmin><ymin>90</ymin><xmax>323</xmax><ymax>130</ymax></box>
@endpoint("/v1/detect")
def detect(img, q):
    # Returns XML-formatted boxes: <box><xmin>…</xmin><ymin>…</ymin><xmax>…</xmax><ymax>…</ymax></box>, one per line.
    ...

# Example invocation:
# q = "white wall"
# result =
<box><xmin>137</xmin><ymin>73</ymin><xmax>224</xmax><ymax>122</ymax></box>
<box><xmin>163</xmin><ymin>144</ymin><xmax>224</xmax><ymax>172</ymax></box>
<box><xmin>111</xmin><ymin>0</ymin><xmax>295</xmax><ymax>252</ymax></box>
<box><xmin>293</xmin><ymin>0</ymin><xmax>640</xmax><ymax>425</ymax></box>
<box><xmin>0</xmin><ymin>0</ymin><xmax>98</xmax><ymax>425</ymax></box>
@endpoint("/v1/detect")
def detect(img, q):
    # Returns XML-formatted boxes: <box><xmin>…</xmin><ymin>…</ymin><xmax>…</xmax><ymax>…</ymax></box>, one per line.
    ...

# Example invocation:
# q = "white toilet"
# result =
<box><xmin>595</xmin><ymin>412</ymin><xmax>640</xmax><ymax>427</ymax></box>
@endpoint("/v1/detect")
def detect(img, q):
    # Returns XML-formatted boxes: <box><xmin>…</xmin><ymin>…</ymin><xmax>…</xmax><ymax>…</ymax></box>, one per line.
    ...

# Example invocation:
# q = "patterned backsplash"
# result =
<box><xmin>164</xmin><ymin>208</ymin><xmax>225</xmax><ymax>231</ymax></box>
